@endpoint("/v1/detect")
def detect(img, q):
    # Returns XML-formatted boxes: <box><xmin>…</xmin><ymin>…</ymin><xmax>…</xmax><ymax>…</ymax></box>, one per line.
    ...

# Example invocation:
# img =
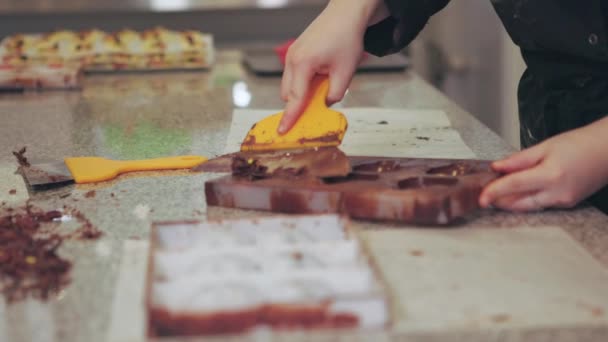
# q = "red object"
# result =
<box><xmin>274</xmin><ymin>39</ymin><xmax>296</xmax><ymax>66</ymax></box>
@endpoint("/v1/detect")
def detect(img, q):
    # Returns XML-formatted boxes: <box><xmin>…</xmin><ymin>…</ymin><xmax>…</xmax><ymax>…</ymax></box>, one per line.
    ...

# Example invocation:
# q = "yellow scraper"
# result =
<box><xmin>240</xmin><ymin>76</ymin><xmax>348</xmax><ymax>152</ymax></box>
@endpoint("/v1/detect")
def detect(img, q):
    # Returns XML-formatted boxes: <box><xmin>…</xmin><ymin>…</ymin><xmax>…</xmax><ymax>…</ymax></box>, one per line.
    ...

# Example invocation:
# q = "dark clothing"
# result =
<box><xmin>364</xmin><ymin>0</ymin><xmax>608</xmax><ymax>213</ymax></box>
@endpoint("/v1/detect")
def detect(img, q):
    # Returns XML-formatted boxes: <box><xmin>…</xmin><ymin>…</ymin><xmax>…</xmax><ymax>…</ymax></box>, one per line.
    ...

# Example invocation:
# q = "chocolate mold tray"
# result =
<box><xmin>205</xmin><ymin>154</ymin><xmax>499</xmax><ymax>225</ymax></box>
<box><xmin>146</xmin><ymin>215</ymin><xmax>391</xmax><ymax>337</ymax></box>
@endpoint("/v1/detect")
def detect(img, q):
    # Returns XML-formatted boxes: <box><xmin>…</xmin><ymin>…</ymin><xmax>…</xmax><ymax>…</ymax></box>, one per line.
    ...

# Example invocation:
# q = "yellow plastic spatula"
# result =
<box><xmin>240</xmin><ymin>76</ymin><xmax>348</xmax><ymax>152</ymax></box>
<box><xmin>64</xmin><ymin>155</ymin><xmax>207</xmax><ymax>184</ymax></box>
<box><xmin>22</xmin><ymin>155</ymin><xmax>208</xmax><ymax>190</ymax></box>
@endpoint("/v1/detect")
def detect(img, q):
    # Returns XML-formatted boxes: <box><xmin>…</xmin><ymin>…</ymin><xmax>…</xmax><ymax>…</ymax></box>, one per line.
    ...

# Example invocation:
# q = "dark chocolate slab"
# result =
<box><xmin>205</xmin><ymin>154</ymin><xmax>499</xmax><ymax>225</ymax></box>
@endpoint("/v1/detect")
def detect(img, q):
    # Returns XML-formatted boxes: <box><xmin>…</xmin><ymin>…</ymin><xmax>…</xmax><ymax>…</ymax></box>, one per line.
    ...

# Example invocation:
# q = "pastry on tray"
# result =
<box><xmin>0</xmin><ymin>62</ymin><xmax>82</xmax><ymax>90</ymax></box>
<box><xmin>0</xmin><ymin>27</ymin><xmax>214</xmax><ymax>72</ymax></box>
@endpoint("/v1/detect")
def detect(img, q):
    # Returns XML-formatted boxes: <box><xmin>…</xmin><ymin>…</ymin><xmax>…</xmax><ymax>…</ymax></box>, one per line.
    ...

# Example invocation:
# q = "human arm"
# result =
<box><xmin>278</xmin><ymin>0</ymin><xmax>451</xmax><ymax>134</ymax></box>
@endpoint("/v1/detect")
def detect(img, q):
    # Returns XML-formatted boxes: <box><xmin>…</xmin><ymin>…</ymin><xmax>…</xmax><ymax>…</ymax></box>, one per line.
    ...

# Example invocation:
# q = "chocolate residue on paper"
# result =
<box><xmin>410</xmin><ymin>250</ymin><xmax>424</xmax><ymax>257</ymax></box>
<box><xmin>491</xmin><ymin>314</ymin><xmax>511</xmax><ymax>323</ymax></box>
<box><xmin>416</xmin><ymin>136</ymin><xmax>430</xmax><ymax>141</ymax></box>
<box><xmin>12</xmin><ymin>146</ymin><xmax>30</xmax><ymax>167</ymax></box>
<box><xmin>9</xmin><ymin>189</ymin><xmax>16</xmax><ymax>195</ymax></box>
<box><xmin>377</xmin><ymin>120</ymin><xmax>388</xmax><ymax>125</ymax></box>
<box><xmin>84</xmin><ymin>190</ymin><xmax>96</xmax><ymax>198</ymax></box>
<box><xmin>0</xmin><ymin>203</ymin><xmax>102</xmax><ymax>303</ymax></box>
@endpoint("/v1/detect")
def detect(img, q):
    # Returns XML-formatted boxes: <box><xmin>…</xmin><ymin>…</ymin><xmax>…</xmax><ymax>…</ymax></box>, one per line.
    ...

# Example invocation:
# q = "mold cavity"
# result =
<box><xmin>353</xmin><ymin>160</ymin><xmax>401</xmax><ymax>173</ymax></box>
<box><xmin>427</xmin><ymin>163</ymin><xmax>477</xmax><ymax>176</ymax></box>
<box><xmin>398</xmin><ymin>176</ymin><xmax>459</xmax><ymax>189</ymax></box>
<box><xmin>323</xmin><ymin>173</ymin><xmax>380</xmax><ymax>184</ymax></box>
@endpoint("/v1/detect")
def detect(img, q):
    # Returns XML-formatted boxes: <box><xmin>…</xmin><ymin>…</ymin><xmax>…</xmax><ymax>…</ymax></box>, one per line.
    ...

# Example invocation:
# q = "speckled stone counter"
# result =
<box><xmin>0</xmin><ymin>51</ymin><xmax>607</xmax><ymax>342</ymax></box>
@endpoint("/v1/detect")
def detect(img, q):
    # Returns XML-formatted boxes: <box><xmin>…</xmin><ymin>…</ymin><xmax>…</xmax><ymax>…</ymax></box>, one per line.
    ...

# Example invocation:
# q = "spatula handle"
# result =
<box><xmin>308</xmin><ymin>76</ymin><xmax>330</xmax><ymax>109</ymax></box>
<box><xmin>117</xmin><ymin>156</ymin><xmax>207</xmax><ymax>173</ymax></box>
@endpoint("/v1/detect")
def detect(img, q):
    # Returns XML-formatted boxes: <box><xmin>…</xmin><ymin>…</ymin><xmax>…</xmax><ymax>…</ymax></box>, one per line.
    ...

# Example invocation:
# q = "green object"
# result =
<box><xmin>103</xmin><ymin>122</ymin><xmax>192</xmax><ymax>160</ymax></box>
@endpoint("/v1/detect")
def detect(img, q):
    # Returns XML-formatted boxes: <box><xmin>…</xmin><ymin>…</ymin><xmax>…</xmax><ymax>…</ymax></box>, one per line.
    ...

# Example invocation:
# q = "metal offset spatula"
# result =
<box><xmin>22</xmin><ymin>155</ymin><xmax>207</xmax><ymax>190</ymax></box>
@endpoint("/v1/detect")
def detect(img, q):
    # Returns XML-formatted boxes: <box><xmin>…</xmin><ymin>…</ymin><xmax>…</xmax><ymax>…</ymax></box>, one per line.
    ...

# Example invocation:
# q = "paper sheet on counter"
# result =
<box><xmin>225</xmin><ymin>108</ymin><xmax>477</xmax><ymax>159</ymax></box>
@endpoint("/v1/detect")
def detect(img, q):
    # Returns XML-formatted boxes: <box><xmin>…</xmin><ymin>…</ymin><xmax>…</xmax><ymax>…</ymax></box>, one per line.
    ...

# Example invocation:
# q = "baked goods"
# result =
<box><xmin>205</xmin><ymin>150</ymin><xmax>500</xmax><ymax>225</ymax></box>
<box><xmin>0</xmin><ymin>62</ymin><xmax>82</xmax><ymax>90</ymax></box>
<box><xmin>0</xmin><ymin>27</ymin><xmax>214</xmax><ymax>71</ymax></box>
<box><xmin>146</xmin><ymin>215</ymin><xmax>390</xmax><ymax>336</ymax></box>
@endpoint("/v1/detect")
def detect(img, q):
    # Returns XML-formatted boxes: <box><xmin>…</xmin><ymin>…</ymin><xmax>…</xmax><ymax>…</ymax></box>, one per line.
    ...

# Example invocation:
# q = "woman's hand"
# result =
<box><xmin>479</xmin><ymin>116</ymin><xmax>608</xmax><ymax>211</ymax></box>
<box><xmin>278</xmin><ymin>0</ymin><xmax>386</xmax><ymax>134</ymax></box>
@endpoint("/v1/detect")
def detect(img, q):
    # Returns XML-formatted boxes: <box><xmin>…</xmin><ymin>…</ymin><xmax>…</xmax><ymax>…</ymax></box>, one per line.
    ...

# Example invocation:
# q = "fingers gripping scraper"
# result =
<box><xmin>240</xmin><ymin>77</ymin><xmax>348</xmax><ymax>152</ymax></box>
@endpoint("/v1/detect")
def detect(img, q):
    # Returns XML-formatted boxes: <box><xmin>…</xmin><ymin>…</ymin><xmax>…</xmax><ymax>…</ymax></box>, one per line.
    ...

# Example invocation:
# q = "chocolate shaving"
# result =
<box><xmin>0</xmin><ymin>203</ymin><xmax>102</xmax><ymax>303</ymax></box>
<box><xmin>0</xmin><ymin>207</ymin><xmax>70</xmax><ymax>302</ymax></box>
<box><xmin>231</xmin><ymin>157</ymin><xmax>269</xmax><ymax>180</ymax></box>
<box><xmin>68</xmin><ymin>209</ymin><xmax>102</xmax><ymax>240</ymax></box>
<box><xmin>12</xmin><ymin>147</ymin><xmax>30</xmax><ymax>167</ymax></box>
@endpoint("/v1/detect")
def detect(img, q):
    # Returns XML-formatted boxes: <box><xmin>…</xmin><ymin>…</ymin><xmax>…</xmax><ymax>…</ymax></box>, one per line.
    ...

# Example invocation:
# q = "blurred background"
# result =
<box><xmin>0</xmin><ymin>0</ymin><xmax>525</xmax><ymax>148</ymax></box>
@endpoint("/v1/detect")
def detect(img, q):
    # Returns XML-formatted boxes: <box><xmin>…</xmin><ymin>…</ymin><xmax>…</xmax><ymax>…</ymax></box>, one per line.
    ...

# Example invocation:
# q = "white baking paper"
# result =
<box><xmin>225</xmin><ymin>108</ymin><xmax>476</xmax><ymax>159</ymax></box>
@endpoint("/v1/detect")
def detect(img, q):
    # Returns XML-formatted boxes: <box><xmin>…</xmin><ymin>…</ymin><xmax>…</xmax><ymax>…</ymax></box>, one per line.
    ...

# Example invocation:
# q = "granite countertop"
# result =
<box><xmin>0</xmin><ymin>0</ymin><xmax>326</xmax><ymax>15</ymax></box>
<box><xmin>0</xmin><ymin>50</ymin><xmax>607</xmax><ymax>342</ymax></box>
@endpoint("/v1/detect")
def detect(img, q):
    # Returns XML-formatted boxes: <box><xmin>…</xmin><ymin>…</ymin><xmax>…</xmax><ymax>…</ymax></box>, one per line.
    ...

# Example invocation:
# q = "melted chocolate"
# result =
<box><xmin>353</xmin><ymin>160</ymin><xmax>401</xmax><ymax>173</ymax></box>
<box><xmin>397</xmin><ymin>177</ymin><xmax>459</xmax><ymax>189</ymax></box>
<box><xmin>427</xmin><ymin>163</ymin><xmax>477</xmax><ymax>176</ymax></box>
<box><xmin>297</xmin><ymin>132</ymin><xmax>341</xmax><ymax>145</ymax></box>
<box><xmin>231</xmin><ymin>156</ymin><xmax>269</xmax><ymax>180</ymax></box>
<box><xmin>207</xmin><ymin>154</ymin><xmax>499</xmax><ymax>225</ymax></box>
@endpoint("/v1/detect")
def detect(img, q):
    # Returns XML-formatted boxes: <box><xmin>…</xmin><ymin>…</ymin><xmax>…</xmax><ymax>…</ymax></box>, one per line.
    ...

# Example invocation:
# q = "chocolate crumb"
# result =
<box><xmin>110</xmin><ymin>193</ymin><xmax>115</xmax><ymax>198</ymax></box>
<box><xmin>491</xmin><ymin>314</ymin><xmax>511</xmax><ymax>323</ymax></box>
<box><xmin>9</xmin><ymin>189</ymin><xmax>16</xmax><ymax>195</ymax></box>
<box><xmin>59</xmin><ymin>193</ymin><xmax>71</xmax><ymax>199</ymax></box>
<box><xmin>410</xmin><ymin>250</ymin><xmax>424</xmax><ymax>257</ymax></box>
<box><xmin>68</xmin><ymin>209</ymin><xmax>102</xmax><ymax>240</ymax></box>
<box><xmin>84</xmin><ymin>190</ymin><xmax>96</xmax><ymax>198</ymax></box>
<box><xmin>377</xmin><ymin>121</ymin><xmax>388</xmax><ymax>125</ymax></box>
<box><xmin>592</xmin><ymin>307</ymin><xmax>605</xmax><ymax>317</ymax></box>
<box><xmin>416</xmin><ymin>136</ymin><xmax>430</xmax><ymax>141</ymax></box>
<box><xmin>12</xmin><ymin>147</ymin><xmax>30</xmax><ymax>167</ymax></box>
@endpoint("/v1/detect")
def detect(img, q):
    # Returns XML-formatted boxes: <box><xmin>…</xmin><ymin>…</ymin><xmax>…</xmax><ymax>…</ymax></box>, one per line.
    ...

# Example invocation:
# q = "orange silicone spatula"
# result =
<box><xmin>64</xmin><ymin>155</ymin><xmax>207</xmax><ymax>184</ymax></box>
<box><xmin>240</xmin><ymin>76</ymin><xmax>348</xmax><ymax>152</ymax></box>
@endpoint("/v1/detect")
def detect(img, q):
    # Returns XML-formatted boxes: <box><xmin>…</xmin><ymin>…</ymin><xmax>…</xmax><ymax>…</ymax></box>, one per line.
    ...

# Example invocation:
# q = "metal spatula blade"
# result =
<box><xmin>21</xmin><ymin>161</ymin><xmax>75</xmax><ymax>191</ymax></box>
